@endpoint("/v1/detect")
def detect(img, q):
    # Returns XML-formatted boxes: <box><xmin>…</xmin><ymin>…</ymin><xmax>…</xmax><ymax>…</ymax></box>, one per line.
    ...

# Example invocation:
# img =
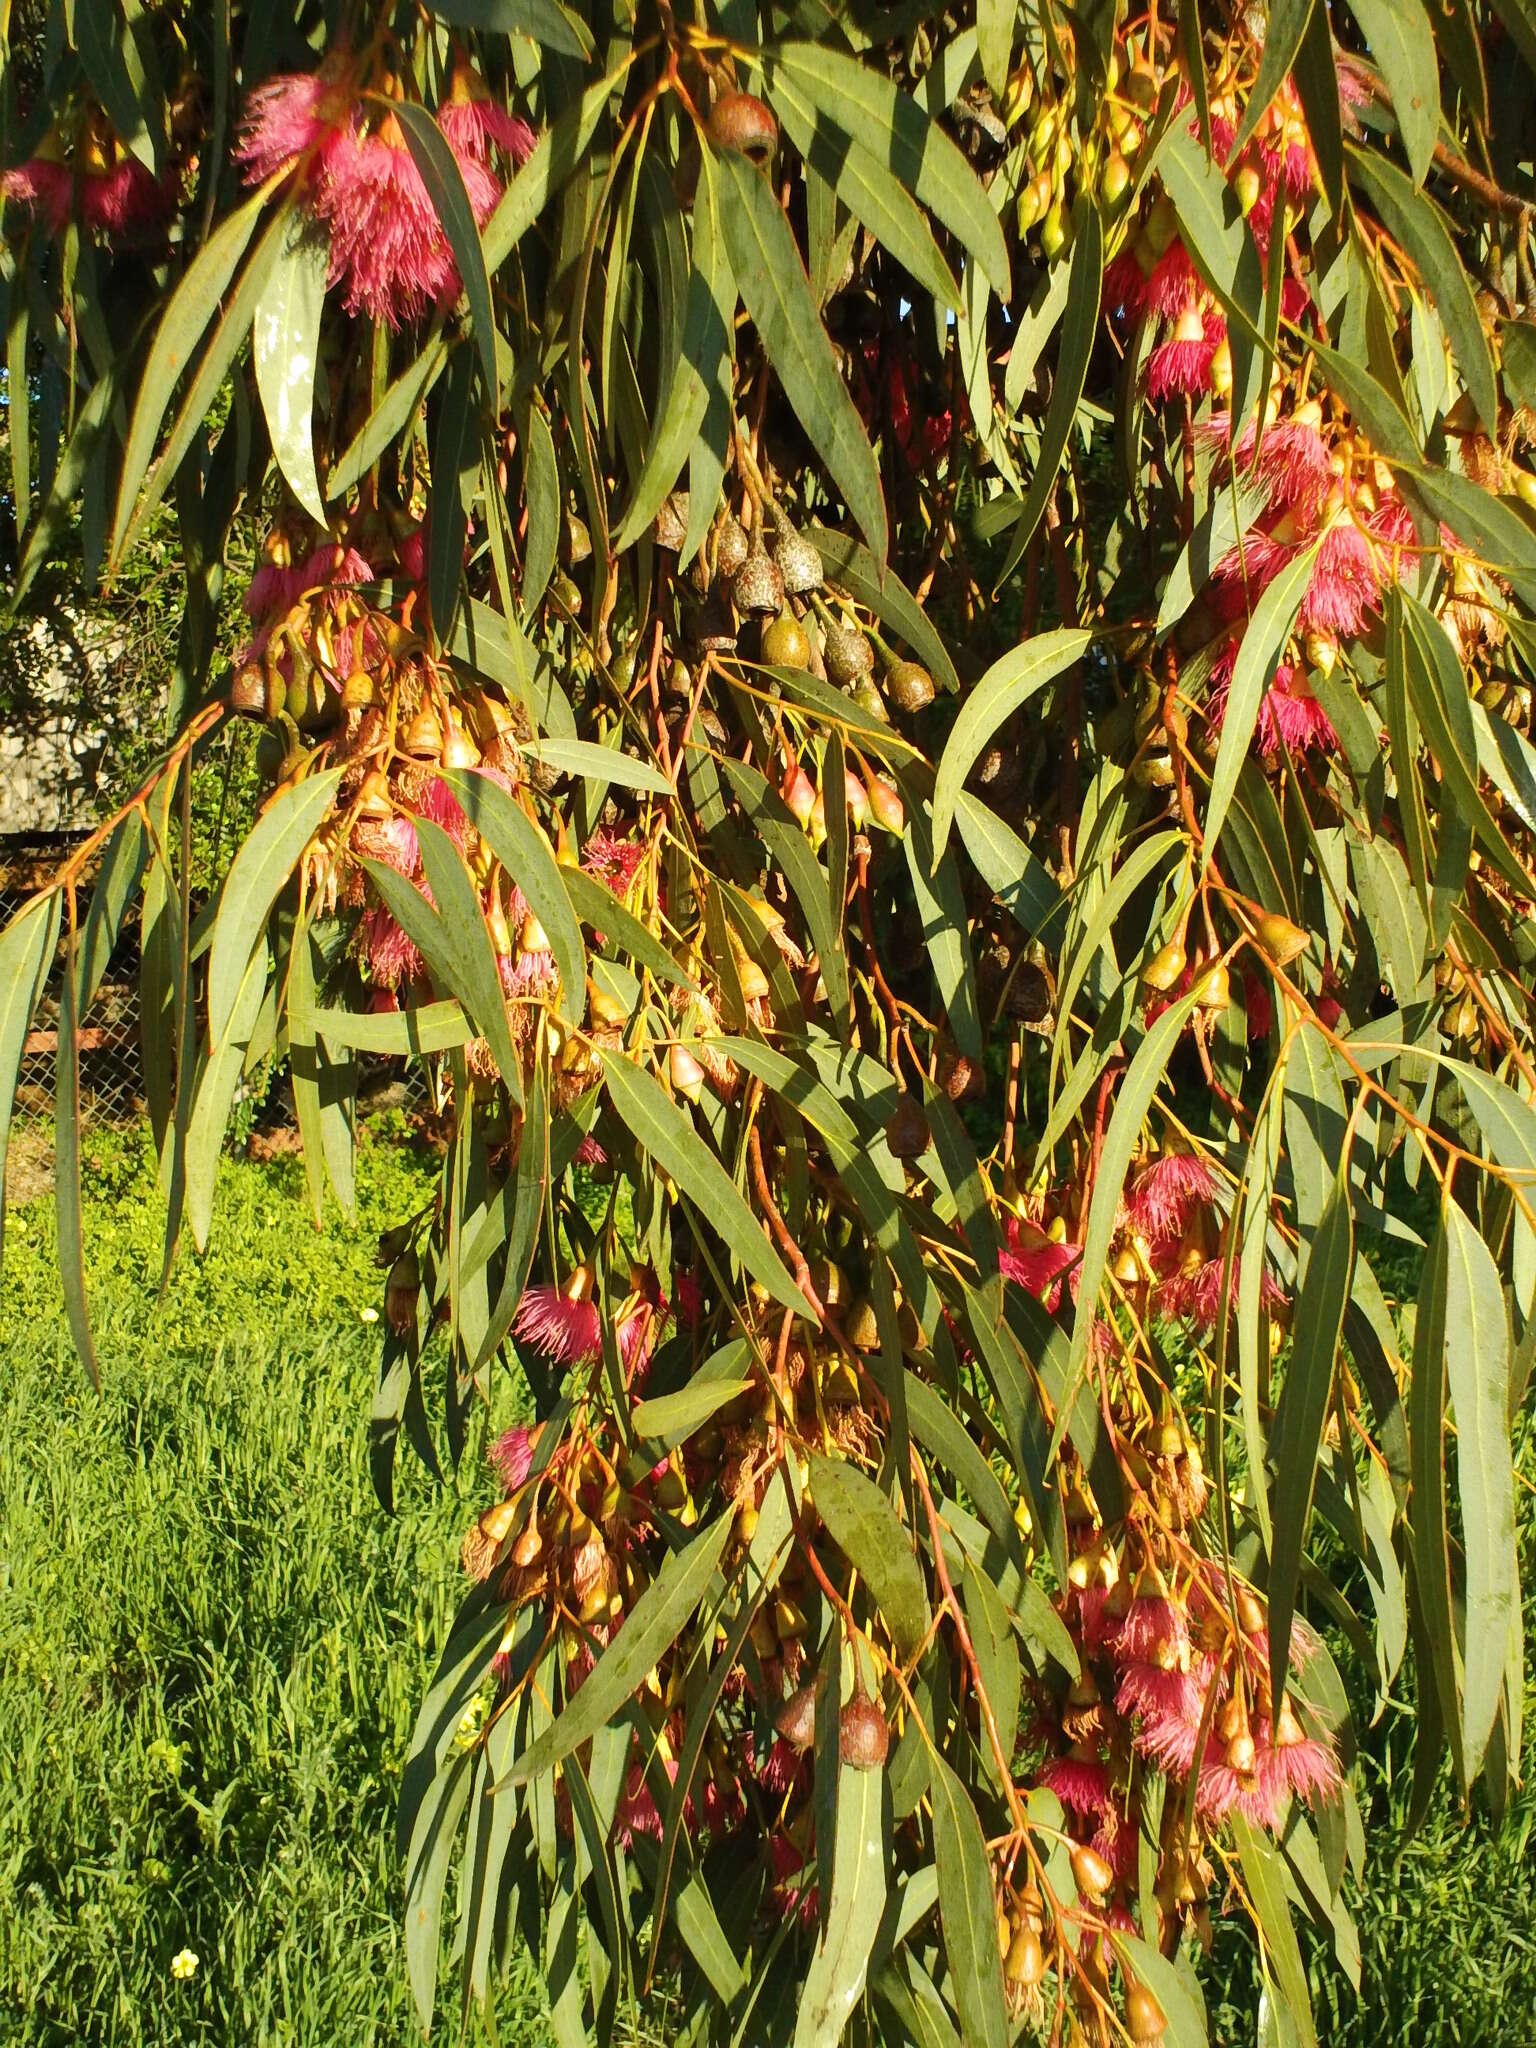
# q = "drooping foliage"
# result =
<box><xmin>3</xmin><ymin>0</ymin><xmax>1536</xmax><ymax>2041</ymax></box>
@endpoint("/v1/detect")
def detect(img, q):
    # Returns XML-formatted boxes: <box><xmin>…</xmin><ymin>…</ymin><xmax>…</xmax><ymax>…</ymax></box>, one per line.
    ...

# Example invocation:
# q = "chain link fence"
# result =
<box><xmin>3</xmin><ymin>835</ymin><xmax>432</xmax><ymax>1141</ymax></box>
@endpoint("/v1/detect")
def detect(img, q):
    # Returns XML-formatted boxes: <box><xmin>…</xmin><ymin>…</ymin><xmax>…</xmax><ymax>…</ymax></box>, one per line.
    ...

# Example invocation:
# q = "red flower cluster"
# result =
<box><xmin>235</xmin><ymin>60</ymin><xmax>534</xmax><ymax>324</ymax></box>
<box><xmin>1123</xmin><ymin>1150</ymin><xmax>1286</xmax><ymax>1333</ymax></box>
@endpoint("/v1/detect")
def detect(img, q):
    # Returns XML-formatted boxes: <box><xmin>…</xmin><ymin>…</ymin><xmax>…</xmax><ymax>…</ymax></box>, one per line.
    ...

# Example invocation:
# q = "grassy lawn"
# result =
<box><xmin>0</xmin><ymin>1121</ymin><xmax>1531</xmax><ymax>2045</ymax></box>
<box><xmin>0</xmin><ymin>1122</ymin><xmax>551</xmax><ymax>2047</ymax></box>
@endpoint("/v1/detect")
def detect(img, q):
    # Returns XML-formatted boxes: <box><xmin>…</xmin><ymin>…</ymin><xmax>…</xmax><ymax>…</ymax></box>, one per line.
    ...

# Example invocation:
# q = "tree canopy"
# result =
<box><xmin>4</xmin><ymin>0</ymin><xmax>1536</xmax><ymax>2042</ymax></box>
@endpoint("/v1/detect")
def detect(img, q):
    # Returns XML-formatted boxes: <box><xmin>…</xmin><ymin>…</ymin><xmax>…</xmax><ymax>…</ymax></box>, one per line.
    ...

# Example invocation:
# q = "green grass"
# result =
<box><xmin>0</xmin><ymin>1123</ymin><xmax>553</xmax><ymax>2047</ymax></box>
<box><xmin>0</xmin><ymin>1124</ymin><xmax>1532</xmax><ymax>2045</ymax></box>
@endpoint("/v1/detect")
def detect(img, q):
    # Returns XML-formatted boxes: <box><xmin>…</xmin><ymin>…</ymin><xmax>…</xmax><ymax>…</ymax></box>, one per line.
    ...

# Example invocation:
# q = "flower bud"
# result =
<box><xmin>866</xmin><ymin>775</ymin><xmax>905</xmax><ymax>833</ymax></box>
<box><xmin>1141</xmin><ymin>940</ymin><xmax>1187</xmax><ymax>991</ymax></box>
<box><xmin>1254</xmin><ymin>912</ymin><xmax>1308</xmax><ymax>966</ymax></box>
<box><xmin>669</xmin><ymin>1042</ymin><xmax>706</xmax><ymax>1103</ymax></box>
<box><xmin>780</xmin><ymin>763</ymin><xmax>817</xmax><ymax>826</ymax></box>
<box><xmin>838</xmin><ymin>1692</ymin><xmax>889</xmax><ymax>1769</ymax></box>
<box><xmin>1070</xmin><ymin>1843</ymin><xmax>1115</xmax><ymax>1902</ymax></box>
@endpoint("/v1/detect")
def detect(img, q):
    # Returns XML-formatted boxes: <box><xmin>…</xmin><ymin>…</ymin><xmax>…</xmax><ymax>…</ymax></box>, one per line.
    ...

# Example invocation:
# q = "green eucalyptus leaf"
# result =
<box><xmin>597</xmin><ymin>1049</ymin><xmax>806</xmax><ymax>1313</ymax></box>
<box><xmin>715</xmin><ymin>149</ymin><xmax>888</xmax><ymax>564</ymax></box>
<box><xmin>808</xmin><ymin>1454</ymin><xmax>930</xmax><ymax>1657</ymax></box>
<box><xmin>253</xmin><ymin>210</ymin><xmax>329</xmax><ymax>523</ymax></box>
<box><xmin>931</xmin><ymin>630</ymin><xmax>1091</xmax><ymax>865</ymax></box>
<box><xmin>495</xmin><ymin>1513</ymin><xmax>734</xmax><ymax>1788</ymax></box>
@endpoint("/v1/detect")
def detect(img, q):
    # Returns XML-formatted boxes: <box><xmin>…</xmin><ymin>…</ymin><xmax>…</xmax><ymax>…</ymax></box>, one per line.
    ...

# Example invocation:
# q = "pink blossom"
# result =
<box><xmin>489</xmin><ymin>1423</ymin><xmax>539</xmax><ymax>1491</ymax></box>
<box><xmin>513</xmin><ymin>1271</ymin><xmax>668</xmax><ymax>1378</ymax></box>
<box><xmin>1198</xmin><ymin>1715</ymin><xmax>1340</xmax><ymax>1830</ymax></box>
<box><xmin>414</xmin><ymin>775</ymin><xmax>472</xmax><ymax>848</ymax></box>
<box><xmin>1147</xmin><ymin>303</ymin><xmax>1226</xmax><ymax>403</ymax></box>
<box><xmin>1157</xmin><ymin>1254</ymin><xmax>1286</xmax><ymax>1329</ymax></box>
<box><xmin>1243</xmin><ymin>970</ymin><xmax>1274</xmax><ymax>1042</ymax></box>
<box><xmin>513</xmin><ymin>1281</ymin><xmax>601</xmax><ymax>1365</ymax></box>
<box><xmin>316</xmin><ymin>114</ymin><xmax>503</xmax><ymax>324</ymax></box>
<box><xmin>1110</xmin><ymin>1593</ymin><xmax>1191</xmax><ymax>1665</ymax></box>
<box><xmin>499</xmin><ymin>945</ymin><xmax>559</xmax><ymax>1000</ymax></box>
<box><xmin>1204</xmin><ymin>411</ymin><xmax>1332</xmax><ymax>513</ymax></box>
<box><xmin>1103</xmin><ymin>245</ymin><xmax>1151</xmax><ymax>321</ymax></box>
<box><xmin>617</xmin><ymin>1276</ymin><xmax>666</xmax><ymax>1384</ymax></box>
<box><xmin>1116</xmin><ymin>1660</ymin><xmax>1213</xmax><ymax>1775</ymax></box>
<box><xmin>236</xmin><ymin>69</ymin><xmax>345</xmax><ymax>182</ymax></box>
<box><xmin>438</xmin><ymin>91</ymin><xmax>536</xmax><ymax>167</ymax></box>
<box><xmin>361</xmin><ymin>905</ymin><xmax>425</xmax><ymax>988</ymax></box>
<box><xmin>1262</xmin><ymin>1723</ymin><xmax>1341</xmax><ymax>1805</ymax></box>
<box><xmin>1208</xmin><ymin>660</ymin><xmax>1338</xmax><ymax>759</ymax></box>
<box><xmin>697</xmin><ymin>1775</ymin><xmax>746</xmax><ymax>1834</ymax></box>
<box><xmin>1039</xmin><ymin>1754</ymin><xmax>1114</xmax><ymax>1819</ymax></box>
<box><xmin>1104</xmin><ymin>239</ymin><xmax>1195</xmax><ymax>324</ymax></box>
<box><xmin>1127</xmin><ymin>1154</ymin><xmax>1217</xmax><ymax>1244</ymax></box>
<box><xmin>238</xmin><ymin>75</ymin><xmax>510</xmax><ymax>327</ymax></box>
<box><xmin>756</xmin><ymin>1735</ymin><xmax>810</xmax><ymax>1797</ymax></box>
<box><xmin>673</xmin><ymin>1271</ymin><xmax>703</xmax><ymax>1326</ymax></box>
<box><xmin>572</xmin><ymin>1134</ymin><xmax>608</xmax><ymax>1167</ymax></box>
<box><xmin>999</xmin><ymin>1218</ymin><xmax>1079</xmax><ymax>1309</ymax></box>
<box><xmin>2</xmin><ymin>153</ymin><xmax>170</xmax><ymax>234</ymax></box>
<box><xmin>614</xmin><ymin>1759</ymin><xmax>673</xmax><ymax>1848</ymax></box>
<box><xmin>767</xmin><ymin>1834</ymin><xmax>819</xmax><ymax>1926</ymax></box>
<box><xmin>298</xmin><ymin>541</ymin><xmax>374</xmax><ymax>594</ymax></box>
<box><xmin>1143</xmin><ymin>241</ymin><xmax>1200</xmax><ymax>322</ymax></box>
<box><xmin>244</xmin><ymin>561</ymin><xmax>308</xmax><ymax>617</ymax></box>
<box><xmin>1302</xmin><ymin>519</ymin><xmax>1390</xmax><ymax>636</ymax></box>
<box><xmin>582</xmin><ymin>831</ymin><xmax>647</xmax><ymax>896</ymax></box>
<box><xmin>373</xmin><ymin>813</ymin><xmax>421</xmax><ymax>877</ymax></box>
<box><xmin>397</xmin><ymin>525</ymin><xmax>427</xmax><ymax>582</ymax></box>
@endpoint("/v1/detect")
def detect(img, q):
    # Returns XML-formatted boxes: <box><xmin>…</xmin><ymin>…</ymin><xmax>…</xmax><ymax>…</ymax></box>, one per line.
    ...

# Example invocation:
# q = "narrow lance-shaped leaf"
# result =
<box><xmin>928</xmin><ymin>1754</ymin><xmax>1008</xmax><ymax>2048</ymax></box>
<box><xmin>764</xmin><ymin>64</ymin><xmax>961</xmax><ymax>309</ymax></box>
<box><xmin>494</xmin><ymin>1512</ymin><xmax>734</xmax><ymax>1788</ymax></box>
<box><xmin>902</xmin><ymin>800</ymin><xmax>983</xmax><ymax>1061</ymax></box>
<box><xmin>1347</xmin><ymin>144</ymin><xmax>1498</xmax><ymax>432</ymax></box>
<box><xmin>616</xmin><ymin>147</ymin><xmax>736</xmax><ymax>552</ymax></box>
<box><xmin>111</xmin><ymin>186</ymin><xmax>283</xmax><ymax>567</ymax></box>
<box><xmin>931</xmin><ymin>630</ymin><xmax>1091</xmax><ymax>864</ymax></box>
<box><xmin>1057</xmin><ymin>987</ymin><xmax>1204</xmax><ymax>1454</ymax></box>
<box><xmin>186</xmin><ymin>941</ymin><xmax>271</xmax><ymax>1253</ymax></box>
<box><xmin>1232</xmin><ymin>1814</ymin><xmax>1319</xmax><ymax>2048</ymax></box>
<box><xmin>597</xmin><ymin>1048</ymin><xmax>805</xmax><ymax>1314</ymax></box>
<box><xmin>361</xmin><ymin>851</ymin><xmax>525</xmax><ymax>1106</ymax></box>
<box><xmin>1441</xmin><ymin>1201</ymin><xmax>1518</xmax><ymax>1783</ymax></box>
<box><xmin>773</xmin><ymin>43</ymin><xmax>1010</xmax><ymax>297</ymax></box>
<box><xmin>1201</xmin><ymin>543</ymin><xmax>1318</xmax><ymax>876</ymax></box>
<box><xmin>393</xmin><ymin>99</ymin><xmax>500</xmax><ymax>407</ymax></box>
<box><xmin>474</xmin><ymin>1051</ymin><xmax>550</xmax><ymax>1374</ymax></box>
<box><xmin>721</xmin><ymin>756</ymin><xmax>850</xmax><ymax>1039</ymax></box>
<box><xmin>0</xmin><ymin>896</ymin><xmax>62</xmax><ymax>1261</ymax></box>
<box><xmin>425</xmin><ymin>0</ymin><xmax>593</xmax><ymax>58</ymax></box>
<box><xmin>1266</xmin><ymin>1144</ymin><xmax>1355</xmax><ymax>1709</ymax></box>
<box><xmin>1347</xmin><ymin>0</ymin><xmax>1440</xmax><ymax>186</ymax></box>
<box><xmin>714</xmin><ymin>148</ymin><xmax>888</xmax><ymax>565</ymax></box>
<box><xmin>794</xmin><ymin>1761</ymin><xmax>888</xmax><ymax>2048</ymax></box>
<box><xmin>809</xmin><ymin>1454</ymin><xmax>931</xmax><ymax>1657</ymax></box>
<box><xmin>1232</xmin><ymin>0</ymin><xmax>1318</xmax><ymax>152</ymax></box>
<box><xmin>1409</xmin><ymin>1207</ymin><xmax>1460</xmax><ymax>1766</ymax></box>
<box><xmin>206</xmin><ymin>769</ymin><xmax>342</xmax><ymax>1048</ymax></box>
<box><xmin>993</xmin><ymin>195</ymin><xmax>1102</xmax><ymax>585</ymax></box>
<box><xmin>253</xmin><ymin>210</ymin><xmax>329</xmax><ymax>522</ymax></box>
<box><xmin>56</xmin><ymin>927</ymin><xmax>99</xmax><ymax>1388</ymax></box>
<box><xmin>439</xmin><ymin>767</ymin><xmax>586</xmax><ymax>1023</ymax></box>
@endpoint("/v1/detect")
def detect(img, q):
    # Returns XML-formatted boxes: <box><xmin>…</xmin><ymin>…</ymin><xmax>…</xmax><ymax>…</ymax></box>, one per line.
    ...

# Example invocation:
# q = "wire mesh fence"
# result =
<box><xmin>3</xmin><ymin>836</ymin><xmax>432</xmax><ymax>1137</ymax></box>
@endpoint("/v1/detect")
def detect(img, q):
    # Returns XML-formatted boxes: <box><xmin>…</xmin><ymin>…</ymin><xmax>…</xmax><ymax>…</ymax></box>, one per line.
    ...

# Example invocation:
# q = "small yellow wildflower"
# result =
<box><xmin>359</xmin><ymin>1306</ymin><xmax>380</xmax><ymax>1324</ymax></box>
<box><xmin>171</xmin><ymin>1949</ymin><xmax>199</xmax><ymax>1982</ymax></box>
